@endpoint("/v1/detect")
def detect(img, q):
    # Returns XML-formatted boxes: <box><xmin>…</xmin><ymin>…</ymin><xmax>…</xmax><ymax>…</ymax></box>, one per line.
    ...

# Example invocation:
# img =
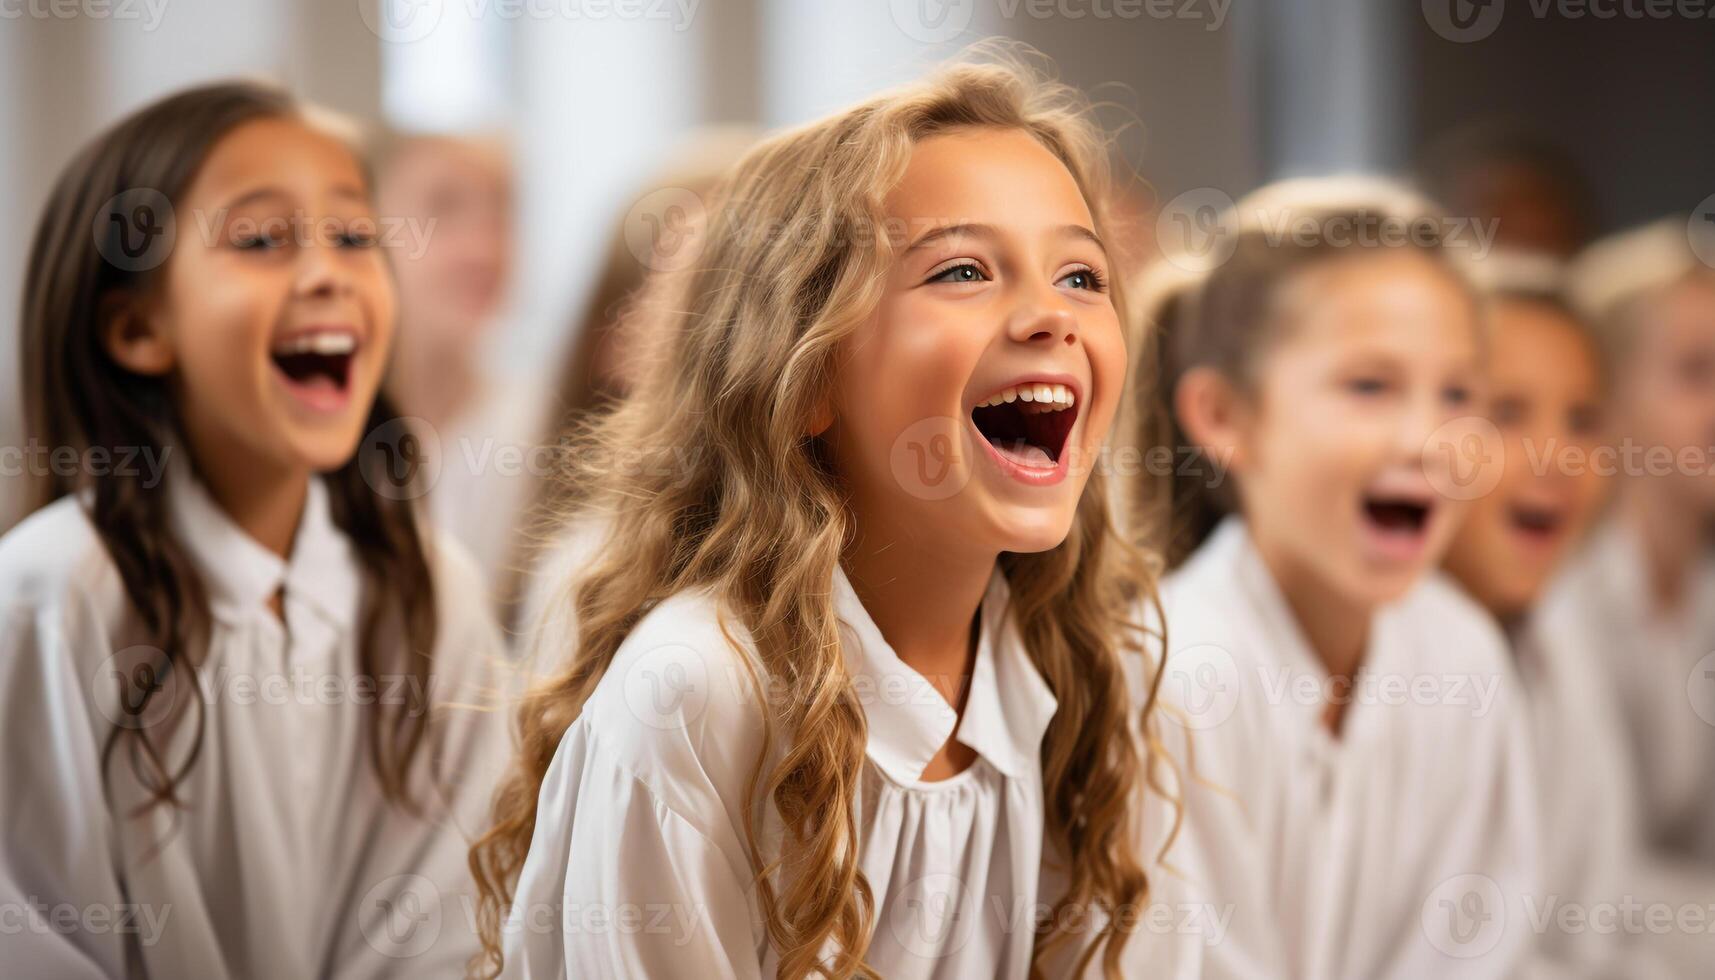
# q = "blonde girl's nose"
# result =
<box><xmin>1008</xmin><ymin>297</ymin><xmax>1078</xmax><ymax>346</ymax></box>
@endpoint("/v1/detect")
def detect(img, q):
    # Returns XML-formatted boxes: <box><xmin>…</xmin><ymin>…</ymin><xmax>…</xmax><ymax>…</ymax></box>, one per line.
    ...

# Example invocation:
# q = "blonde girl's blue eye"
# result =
<box><xmin>926</xmin><ymin>261</ymin><xmax>987</xmax><ymax>285</ymax></box>
<box><xmin>1058</xmin><ymin>266</ymin><xmax>1107</xmax><ymax>292</ymax></box>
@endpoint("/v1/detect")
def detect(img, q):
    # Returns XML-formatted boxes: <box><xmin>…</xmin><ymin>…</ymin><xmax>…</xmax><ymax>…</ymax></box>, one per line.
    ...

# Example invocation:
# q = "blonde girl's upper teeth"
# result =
<box><xmin>981</xmin><ymin>383</ymin><xmax>1075</xmax><ymax>408</ymax></box>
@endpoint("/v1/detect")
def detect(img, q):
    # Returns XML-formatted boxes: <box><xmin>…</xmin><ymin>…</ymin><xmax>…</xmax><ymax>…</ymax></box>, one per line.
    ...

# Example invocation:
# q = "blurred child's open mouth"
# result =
<box><xmin>1507</xmin><ymin>502</ymin><xmax>1566</xmax><ymax>551</ymax></box>
<box><xmin>1358</xmin><ymin>492</ymin><xmax>1434</xmax><ymax>562</ymax></box>
<box><xmin>270</xmin><ymin>329</ymin><xmax>357</xmax><ymax>414</ymax></box>
<box><xmin>970</xmin><ymin>379</ymin><xmax>1079</xmax><ymax>486</ymax></box>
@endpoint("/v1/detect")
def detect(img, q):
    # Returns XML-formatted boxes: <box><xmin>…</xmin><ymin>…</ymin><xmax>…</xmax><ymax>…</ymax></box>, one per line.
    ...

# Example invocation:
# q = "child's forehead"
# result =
<box><xmin>187</xmin><ymin>116</ymin><xmax>369</xmax><ymax>203</ymax></box>
<box><xmin>1489</xmin><ymin>306</ymin><xmax>1601</xmax><ymax>385</ymax></box>
<box><xmin>1272</xmin><ymin>251</ymin><xmax>1480</xmax><ymax>352</ymax></box>
<box><xmin>1648</xmin><ymin>275</ymin><xmax>1715</xmax><ymax>334</ymax></box>
<box><xmin>884</xmin><ymin>127</ymin><xmax>1092</xmax><ymax>230</ymax></box>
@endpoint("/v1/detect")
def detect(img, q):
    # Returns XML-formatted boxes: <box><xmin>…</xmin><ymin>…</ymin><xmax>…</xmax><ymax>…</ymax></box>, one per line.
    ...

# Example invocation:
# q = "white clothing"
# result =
<box><xmin>1155</xmin><ymin>518</ymin><xmax>1539</xmax><ymax>980</ymax></box>
<box><xmin>0</xmin><ymin>469</ymin><xmax>510</xmax><ymax>979</ymax></box>
<box><xmin>1540</xmin><ymin>519</ymin><xmax>1715</xmax><ymax>863</ymax></box>
<box><xmin>1512</xmin><ymin>614</ymin><xmax>1677</xmax><ymax>978</ymax></box>
<box><xmin>502</xmin><ymin>563</ymin><xmax>1199</xmax><ymax>978</ymax></box>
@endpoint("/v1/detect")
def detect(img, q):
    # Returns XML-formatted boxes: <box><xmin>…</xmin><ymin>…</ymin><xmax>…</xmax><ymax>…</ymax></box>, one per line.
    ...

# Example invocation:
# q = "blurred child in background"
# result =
<box><xmin>1145</xmin><ymin>178</ymin><xmax>1537</xmax><ymax>979</ymax></box>
<box><xmin>1444</xmin><ymin>251</ymin><xmax>1681</xmax><ymax>977</ymax></box>
<box><xmin>1545</xmin><ymin>217</ymin><xmax>1715</xmax><ymax>872</ymax></box>
<box><xmin>376</xmin><ymin>132</ymin><xmax>541</xmax><ymax>603</ymax></box>
<box><xmin>1418</xmin><ymin>124</ymin><xmax>1592</xmax><ymax>259</ymax></box>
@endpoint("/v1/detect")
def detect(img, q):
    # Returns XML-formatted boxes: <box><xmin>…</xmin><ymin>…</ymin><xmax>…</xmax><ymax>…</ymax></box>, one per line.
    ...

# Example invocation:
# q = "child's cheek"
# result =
<box><xmin>891</xmin><ymin>301</ymin><xmax>980</xmax><ymax>417</ymax></box>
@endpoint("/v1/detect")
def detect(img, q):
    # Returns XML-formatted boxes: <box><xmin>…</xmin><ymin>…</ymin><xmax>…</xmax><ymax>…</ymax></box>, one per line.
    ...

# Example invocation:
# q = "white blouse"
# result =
<box><xmin>1535</xmin><ymin>522</ymin><xmax>1715</xmax><ymax>974</ymax></box>
<box><xmin>0</xmin><ymin>468</ymin><xmax>510</xmax><ymax>979</ymax></box>
<box><xmin>1540</xmin><ymin>518</ymin><xmax>1715</xmax><ymax>863</ymax></box>
<box><xmin>501</xmin><ymin>563</ymin><xmax>1201</xmax><ymax>979</ymax></box>
<box><xmin>1155</xmin><ymin>519</ymin><xmax>1539</xmax><ymax>980</ymax></box>
<box><xmin>1511</xmin><ymin>615</ymin><xmax>1681</xmax><ymax>978</ymax></box>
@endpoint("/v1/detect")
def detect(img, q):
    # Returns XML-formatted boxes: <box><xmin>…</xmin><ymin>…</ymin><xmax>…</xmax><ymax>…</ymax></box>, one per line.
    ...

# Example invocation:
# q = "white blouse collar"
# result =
<box><xmin>165</xmin><ymin>457</ymin><xmax>360</xmax><ymax>626</ymax></box>
<box><xmin>831</xmin><ymin>563</ymin><xmax>1058</xmax><ymax>783</ymax></box>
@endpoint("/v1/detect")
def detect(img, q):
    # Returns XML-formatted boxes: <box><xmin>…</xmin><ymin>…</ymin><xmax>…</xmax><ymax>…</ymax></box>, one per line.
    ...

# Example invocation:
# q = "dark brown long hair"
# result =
<box><xmin>1138</xmin><ymin>178</ymin><xmax>1477</xmax><ymax>568</ymax></box>
<box><xmin>20</xmin><ymin>81</ymin><xmax>440</xmax><ymax>815</ymax></box>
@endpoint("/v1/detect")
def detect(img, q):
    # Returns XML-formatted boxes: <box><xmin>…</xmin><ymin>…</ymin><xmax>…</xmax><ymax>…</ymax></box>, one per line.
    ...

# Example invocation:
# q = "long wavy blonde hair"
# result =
<box><xmin>471</xmin><ymin>46</ymin><xmax>1174</xmax><ymax>980</ymax></box>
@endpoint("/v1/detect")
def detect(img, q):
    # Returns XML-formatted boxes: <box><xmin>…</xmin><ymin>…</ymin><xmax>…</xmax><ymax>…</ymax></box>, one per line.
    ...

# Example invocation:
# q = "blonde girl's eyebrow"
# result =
<box><xmin>1060</xmin><ymin>223</ymin><xmax>1107</xmax><ymax>257</ymax></box>
<box><xmin>905</xmin><ymin>222</ymin><xmax>1106</xmax><ymax>257</ymax></box>
<box><xmin>905</xmin><ymin>222</ymin><xmax>999</xmax><ymax>253</ymax></box>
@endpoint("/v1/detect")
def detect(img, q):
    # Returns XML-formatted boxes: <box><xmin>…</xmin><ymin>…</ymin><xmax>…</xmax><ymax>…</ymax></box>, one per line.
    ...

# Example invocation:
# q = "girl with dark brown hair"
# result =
<box><xmin>0</xmin><ymin>81</ymin><xmax>507</xmax><ymax>978</ymax></box>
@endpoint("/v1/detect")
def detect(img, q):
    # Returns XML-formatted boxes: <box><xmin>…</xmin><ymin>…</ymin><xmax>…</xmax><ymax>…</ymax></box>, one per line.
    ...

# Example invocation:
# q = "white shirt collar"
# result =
<box><xmin>1212</xmin><ymin>516</ymin><xmax>1355</xmax><ymax>736</ymax></box>
<box><xmin>831</xmin><ymin>563</ymin><xmax>1058</xmax><ymax>783</ymax></box>
<box><xmin>165</xmin><ymin>458</ymin><xmax>360</xmax><ymax>627</ymax></box>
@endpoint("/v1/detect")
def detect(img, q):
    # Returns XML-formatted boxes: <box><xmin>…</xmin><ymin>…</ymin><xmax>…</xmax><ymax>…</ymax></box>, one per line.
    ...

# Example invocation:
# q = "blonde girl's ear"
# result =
<box><xmin>807</xmin><ymin>397</ymin><xmax>834</xmax><ymax>438</ymax></box>
<box><xmin>1173</xmin><ymin>364</ymin><xmax>1249</xmax><ymax>474</ymax></box>
<box><xmin>99</xmin><ymin>290</ymin><xmax>175</xmax><ymax>376</ymax></box>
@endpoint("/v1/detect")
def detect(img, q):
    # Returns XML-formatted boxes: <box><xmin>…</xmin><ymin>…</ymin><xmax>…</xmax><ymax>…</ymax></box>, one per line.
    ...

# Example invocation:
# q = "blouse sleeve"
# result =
<box><xmin>0</xmin><ymin>588</ymin><xmax>128</xmax><ymax>979</ymax></box>
<box><xmin>502</xmin><ymin>725</ymin><xmax>766</xmax><ymax>980</ymax></box>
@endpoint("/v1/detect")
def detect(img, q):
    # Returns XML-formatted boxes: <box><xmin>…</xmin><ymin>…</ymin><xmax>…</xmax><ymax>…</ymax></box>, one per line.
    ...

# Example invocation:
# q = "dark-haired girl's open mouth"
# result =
<box><xmin>271</xmin><ymin>328</ymin><xmax>358</xmax><ymax>413</ymax></box>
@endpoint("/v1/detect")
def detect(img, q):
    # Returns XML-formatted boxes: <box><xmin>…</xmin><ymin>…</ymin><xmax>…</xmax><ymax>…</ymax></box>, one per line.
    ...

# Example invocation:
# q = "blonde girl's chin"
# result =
<box><xmin>992</xmin><ymin>513</ymin><xmax>1080</xmax><ymax>556</ymax></box>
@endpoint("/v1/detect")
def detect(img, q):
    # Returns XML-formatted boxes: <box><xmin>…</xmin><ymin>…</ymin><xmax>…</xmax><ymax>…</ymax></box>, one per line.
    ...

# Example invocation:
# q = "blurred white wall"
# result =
<box><xmin>762</xmin><ymin>0</ymin><xmax>1001</xmax><ymax>127</ymax></box>
<box><xmin>503</xmin><ymin>0</ymin><xmax>712</xmax><ymax>372</ymax></box>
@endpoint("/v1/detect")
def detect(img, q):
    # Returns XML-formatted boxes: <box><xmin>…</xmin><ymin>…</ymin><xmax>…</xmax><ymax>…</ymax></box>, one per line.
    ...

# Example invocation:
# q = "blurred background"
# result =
<box><xmin>4</xmin><ymin>0</ymin><xmax>1715</xmax><ymax>533</ymax></box>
